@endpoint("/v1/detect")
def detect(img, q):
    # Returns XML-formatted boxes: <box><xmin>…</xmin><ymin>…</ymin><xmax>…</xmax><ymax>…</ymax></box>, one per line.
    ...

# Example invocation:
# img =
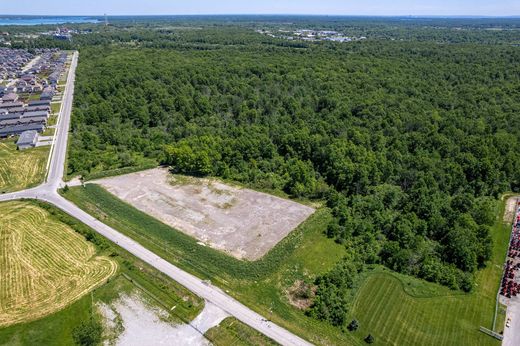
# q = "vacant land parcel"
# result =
<box><xmin>0</xmin><ymin>201</ymin><xmax>117</xmax><ymax>327</ymax></box>
<box><xmin>0</xmin><ymin>140</ymin><xmax>49</xmax><ymax>193</ymax></box>
<box><xmin>95</xmin><ymin>168</ymin><xmax>314</xmax><ymax>260</ymax></box>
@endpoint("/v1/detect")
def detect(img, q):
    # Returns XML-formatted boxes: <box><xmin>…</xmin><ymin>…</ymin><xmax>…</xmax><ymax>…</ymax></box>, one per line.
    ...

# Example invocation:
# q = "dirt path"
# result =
<box><xmin>504</xmin><ymin>196</ymin><xmax>519</xmax><ymax>223</ymax></box>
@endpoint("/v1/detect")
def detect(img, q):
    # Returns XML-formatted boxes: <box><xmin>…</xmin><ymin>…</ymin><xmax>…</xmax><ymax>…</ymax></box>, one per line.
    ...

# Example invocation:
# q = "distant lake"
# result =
<box><xmin>0</xmin><ymin>16</ymin><xmax>100</xmax><ymax>26</ymax></box>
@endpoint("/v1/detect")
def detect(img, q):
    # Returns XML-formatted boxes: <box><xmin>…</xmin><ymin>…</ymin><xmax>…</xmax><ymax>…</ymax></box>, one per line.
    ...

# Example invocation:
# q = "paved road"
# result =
<box><xmin>503</xmin><ymin>297</ymin><xmax>520</xmax><ymax>346</ymax></box>
<box><xmin>0</xmin><ymin>52</ymin><xmax>312</xmax><ymax>346</ymax></box>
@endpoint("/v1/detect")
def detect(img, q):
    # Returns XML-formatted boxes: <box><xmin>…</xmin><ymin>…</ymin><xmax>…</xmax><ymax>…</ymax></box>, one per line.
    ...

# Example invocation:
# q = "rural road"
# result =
<box><xmin>0</xmin><ymin>52</ymin><xmax>312</xmax><ymax>346</ymax></box>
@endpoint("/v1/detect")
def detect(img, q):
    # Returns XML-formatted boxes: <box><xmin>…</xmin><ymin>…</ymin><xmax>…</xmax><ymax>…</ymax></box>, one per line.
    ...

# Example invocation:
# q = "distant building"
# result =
<box><xmin>28</xmin><ymin>100</ymin><xmax>51</xmax><ymax>107</ymax></box>
<box><xmin>16</xmin><ymin>130</ymin><xmax>38</xmax><ymax>150</ymax></box>
<box><xmin>0</xmin><ymin>101</ymin><xmax>24</xmax><ymax>109</ymax></box>
<box><xmin>0</xmin><ymin>123</ymin><xmax>44</xmax><ymax>138</ymax></box>
<box><xmin>40</xmin><ymin>87</ymin><xmax>54</xmax><ymax>101</ymax></box>
<box><xmin>2</xmin><ymin>92</ymin><xmax>18</xmax><ymax>102</ymax></box>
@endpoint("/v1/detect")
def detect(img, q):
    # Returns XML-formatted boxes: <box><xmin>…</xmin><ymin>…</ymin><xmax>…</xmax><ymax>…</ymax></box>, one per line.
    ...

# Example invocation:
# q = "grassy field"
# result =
<box><xmin>0</xmin><ymin>201</ymin><xmax>117</xmax><ymax>328</ymax></box>
<box><xmin>50</xmin><ymin>103</ymin><xmax>61</xmax><ymax>115</ymax></box>
<box><xmin>0</xmin><ymin>140</ymin><xmax>49</xmax><ymax>193</ymax></box>
<box><xmin>205</xmin><ymin>317</ymin><xmax>278</xmax><ymax>346</ymax></box>
<box><xmin>41</xmin><ymin>128</ymin><xmax>55</xmax><ymax>137</ymax></box>
<box><xmin>344</xmin><ymin>196</ymin><xmax>512</xmax><ymax>346</ymax></box>
<box><xmin>0</xmin><ymin>200</ymin><xmax>203</xmax><ymax>345</ymax></box>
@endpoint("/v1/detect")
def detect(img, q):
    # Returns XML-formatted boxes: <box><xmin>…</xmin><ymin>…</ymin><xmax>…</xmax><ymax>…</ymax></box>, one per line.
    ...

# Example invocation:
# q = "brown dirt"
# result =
<box><xmin>286</xmin><ymin>280</ymin><xmax>316</xmax><ymax>310</ymax></box>
<box><xmin>504</xmin><ymin>197</ymin><xmax>519</xmax><ymax>223</ymax></box>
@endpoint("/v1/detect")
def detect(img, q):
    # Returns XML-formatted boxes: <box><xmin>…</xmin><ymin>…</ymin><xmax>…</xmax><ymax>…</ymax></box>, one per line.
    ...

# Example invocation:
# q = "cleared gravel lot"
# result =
<box><xmin>95</xmin><ymin>168</ymin><xmax>315</xmax><ymax>260</ymax></box>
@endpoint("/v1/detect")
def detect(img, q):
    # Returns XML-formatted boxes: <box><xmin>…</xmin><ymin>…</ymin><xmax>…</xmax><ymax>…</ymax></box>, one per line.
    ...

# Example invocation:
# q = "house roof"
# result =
<box><xmin>16</xmin><ymin>130</ymin><xmax>38</xmax><ymax>146</ymax></box>
<box><xmin>0</xmin><ymin>123</ymin><xmax>44</xmax><ymax>136</ymax></box>
<box><xmin>28</xmin><ymin>100</ymin><xmax>51</xmax><ymax>106</ymax></box>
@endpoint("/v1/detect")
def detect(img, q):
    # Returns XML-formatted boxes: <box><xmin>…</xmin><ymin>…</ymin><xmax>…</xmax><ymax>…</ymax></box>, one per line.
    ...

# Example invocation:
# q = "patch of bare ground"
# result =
<box><xmin>504</xmin><ymin>197</ymin><xmax>519</xmax><ymax>223</ymax></box>
<box><xmin>286</xmin><ymin>280</ymin><xmax>316</xmax><ymax>310</ymax></box>
<box><xmin>94</xmin><ymin>168</ymin><xmax>315</xmax><ymax>260</ymax></box>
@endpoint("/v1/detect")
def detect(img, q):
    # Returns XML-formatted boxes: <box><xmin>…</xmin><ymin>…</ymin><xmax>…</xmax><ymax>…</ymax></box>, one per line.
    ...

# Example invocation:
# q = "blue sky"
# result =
<box><xmin>1</xmin><ymin>0</ymin><xmax>519</xmax><ymax>16</ymax></box>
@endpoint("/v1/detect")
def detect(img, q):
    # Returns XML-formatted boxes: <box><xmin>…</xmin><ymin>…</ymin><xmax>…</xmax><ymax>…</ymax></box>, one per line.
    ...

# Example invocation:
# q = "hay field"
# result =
<box><xmin>0</xmin><ymin>140</ymin><xmax>49</xmax><ymax>193</ymax></box>
<box><xmin>0</xmin><ymin>201</ymin><xmax>117</xmax><ymax>327</ymax></box>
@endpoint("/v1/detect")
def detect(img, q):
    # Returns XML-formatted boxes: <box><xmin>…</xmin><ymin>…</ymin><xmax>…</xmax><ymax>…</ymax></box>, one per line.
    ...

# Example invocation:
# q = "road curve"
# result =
<box><xmin>0</xmin><ymin>51</ymin><xmax>313</xmax><ymax>346</ymax></box>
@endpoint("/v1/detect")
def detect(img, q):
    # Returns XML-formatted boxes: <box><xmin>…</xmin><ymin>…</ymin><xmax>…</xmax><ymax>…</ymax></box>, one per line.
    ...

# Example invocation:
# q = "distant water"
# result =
<box><xmin>0</xmin><ymin>16</ymin><xmax>99</xmax><ymax>26</ymax></box>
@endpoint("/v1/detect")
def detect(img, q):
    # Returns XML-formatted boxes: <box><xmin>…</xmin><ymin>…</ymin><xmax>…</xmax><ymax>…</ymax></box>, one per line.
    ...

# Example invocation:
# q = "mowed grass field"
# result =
<box><xmin>205</xmin><ymin>317</ymin><xmax>278</xmax><ymax>346</ymax></box>
<box><xmin>0</xmin><ymin>140</ymin><xmax>49</xmax><ymax>193</ymax></box>
<box><xmin>0</xmin><ymin>201</ymin><xmax>117</xmax><ymax>328</ymax></box>
<box><xmin>346</xmin><ymin>197</ymin><xmax>511</xmax><ymax>346</ymax></box>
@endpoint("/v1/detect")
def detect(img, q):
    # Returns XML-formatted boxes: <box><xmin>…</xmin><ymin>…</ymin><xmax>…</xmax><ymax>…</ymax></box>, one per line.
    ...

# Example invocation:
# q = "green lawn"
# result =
<box><xmin>61</xmin><ymin>184</ymin><xmax>512</xmax><ymax>346</ymax></box>
<box><xmin>205</xmin><ymin>317</ymin><xmax>279</xmax><ymax>346</ymax></box>
<box><xmin>0</xmin><ymin>140</ymin><xmax>49</xmax><ymax>193</ymax></box>
<box><xmin>0</xmin><ymin>201</ymin><xmax>203</xmax><ymax>345</ymax></box>
<box><xmin>344</xmin><ymin>196</ymin><xmax>512</xmax><ymax>346</ymax></box>
<box><xmin>41</xmin><ymin>128</ymin><xmax>55</xmax><ymax>137</ymax></box>
<box><xmin>51</xmin><ymin>103</ymin><xmax>61</xmax><ymax>115</ymax></box>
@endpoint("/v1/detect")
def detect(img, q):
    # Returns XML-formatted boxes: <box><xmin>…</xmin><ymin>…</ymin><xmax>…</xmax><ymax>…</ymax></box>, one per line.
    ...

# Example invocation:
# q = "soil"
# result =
<box><xmin>286</xmin><ymin>280</ymin><xmax>316</xmax><ymax>310</ymax></box>
<box><xmin>504</xmin><ymin>197</ymin><xmax>519</xmax><ymax>223</ymax></box>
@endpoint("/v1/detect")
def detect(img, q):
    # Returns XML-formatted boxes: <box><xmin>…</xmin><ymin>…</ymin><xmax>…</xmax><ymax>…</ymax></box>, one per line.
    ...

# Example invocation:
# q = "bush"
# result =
<box><xmin>347</xmin><ymin>319</ymin><xmax>359</xmax><ymax>331</ymax></box>
<box><xmin>72</xmin><ymin>318</ymin><xmax>103</xmax><ymax>346</ymax></box>
<box><xmin>365</xmin><ymin>334</ymin><xmax>375</xmax><ymax>344</ymax></box>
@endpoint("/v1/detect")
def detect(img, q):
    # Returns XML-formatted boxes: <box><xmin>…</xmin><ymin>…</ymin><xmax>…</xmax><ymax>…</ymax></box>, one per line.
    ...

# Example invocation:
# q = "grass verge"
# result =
<box><xmin>205</xmin><ymin>317</ymin><xmax>279</xmax><ymax>346</ymax></box>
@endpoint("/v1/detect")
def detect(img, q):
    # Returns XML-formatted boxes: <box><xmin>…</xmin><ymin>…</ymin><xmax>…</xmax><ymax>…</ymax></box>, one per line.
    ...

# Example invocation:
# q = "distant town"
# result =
<box><xmin>256</xmin><ymin>28</ymin><xmax>367</xmax><ymax>43</ymax></box>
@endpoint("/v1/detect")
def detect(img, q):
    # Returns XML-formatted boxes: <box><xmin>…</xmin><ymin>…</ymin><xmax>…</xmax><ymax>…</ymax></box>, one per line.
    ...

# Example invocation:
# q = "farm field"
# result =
<box><xmin>0</xmin><ymin>140</ymin><xmax>49</xmax><ymax>193</ymax></box>
<box><xmin>0</xmin><ymin>201</ymin><xmax>204</xmax><ymax>345</ymax></box>
<box><xmin>94</xmin><ymin>168</ymin><xmax>315</xmax><ymax>260</ymax></box>
<box><xmin>0</xmin><ymin>201</ymin><xmax>117</xmax><ymax>327</ymax></box>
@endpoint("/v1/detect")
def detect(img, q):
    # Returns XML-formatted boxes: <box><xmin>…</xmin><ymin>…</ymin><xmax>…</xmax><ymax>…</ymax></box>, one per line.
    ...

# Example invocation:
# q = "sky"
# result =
<box><xmin>1</xmin><ymin>0</ymin><xmax>519</xmax><ymax>17</ymax></box>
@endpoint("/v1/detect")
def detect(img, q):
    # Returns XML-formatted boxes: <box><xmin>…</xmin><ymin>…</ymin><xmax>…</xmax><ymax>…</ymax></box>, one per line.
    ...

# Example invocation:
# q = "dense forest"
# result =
<box><xmin>55</xmin><ymin>22</ymin><xmax>520</xmax><ymax>327</ymax></box>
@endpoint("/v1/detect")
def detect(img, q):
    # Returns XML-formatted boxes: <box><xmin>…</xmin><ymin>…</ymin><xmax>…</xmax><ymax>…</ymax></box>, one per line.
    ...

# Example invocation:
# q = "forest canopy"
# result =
<box><xmin>65</xmin><ymin>25</ymin><xmax>520</xmax><ymax>327</ymax></box>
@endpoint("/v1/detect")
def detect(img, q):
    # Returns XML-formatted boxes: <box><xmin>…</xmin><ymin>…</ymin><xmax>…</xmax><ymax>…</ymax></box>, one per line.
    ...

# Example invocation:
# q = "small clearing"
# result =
<box><xmin>94</xmin><ymin>168</ymin><xmax>315</xmax><ymax>260</ymax></box>
<box><xmin>286</xmin><ymin>280</ymin><xmax>316</xmax><ymax>310</ymax></box>
<box><xmin>504</xmin><ymin>197</ymin><xmax>519</xmax><ymax>223</ymax></box>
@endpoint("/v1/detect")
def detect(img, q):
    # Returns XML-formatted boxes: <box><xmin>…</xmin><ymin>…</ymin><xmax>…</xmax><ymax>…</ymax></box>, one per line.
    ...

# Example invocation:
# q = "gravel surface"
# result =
<box><xmin>95</xmin><ymin>168</ymin><xmax>315</xmax><ymax>260</ymax></box>
<box><xmin>99</xmin><ymin>294</ymin><xmax>214</xmax><ymax>346</ymax></box>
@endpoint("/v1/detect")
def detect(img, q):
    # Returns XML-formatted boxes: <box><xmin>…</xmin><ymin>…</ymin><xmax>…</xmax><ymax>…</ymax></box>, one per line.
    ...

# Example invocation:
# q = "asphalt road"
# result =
<box><xmin>0</xmin><ymin>52</ymin><xmax>312</xmax><ymax>346</ymax></box>
<box><xmin>503</xmin><ymin>297</ymin><xmax>520</xmax><ymax>346</ymax></box>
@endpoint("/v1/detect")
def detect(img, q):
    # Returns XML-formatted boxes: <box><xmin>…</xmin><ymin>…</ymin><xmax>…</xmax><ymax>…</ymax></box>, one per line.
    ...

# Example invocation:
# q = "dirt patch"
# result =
<box><xmin>99</xmin><ymin>294</ymin><xmax>212</xmax><ymax>346</ymax></box>
<box><xmin>505</xmin><ymin>197</ymin><xmax>519</xmax><ymax>223</ymax></box>
<box><xmin>286</xmin><ymin>280</ymin><xmax>316</xmax><ymax>310</ymax></box>
<box><xmin>94</xmin><ymin>168</ymin><xmax>315</xmax><ymax>260</ymax></box>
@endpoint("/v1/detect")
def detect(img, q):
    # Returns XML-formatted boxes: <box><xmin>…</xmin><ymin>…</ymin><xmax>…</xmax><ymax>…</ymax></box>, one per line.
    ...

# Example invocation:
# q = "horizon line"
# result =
<box><xmin>1</xmin><ymin>14</ymin><xmax>520</xmax><ymax>18</ymax></box>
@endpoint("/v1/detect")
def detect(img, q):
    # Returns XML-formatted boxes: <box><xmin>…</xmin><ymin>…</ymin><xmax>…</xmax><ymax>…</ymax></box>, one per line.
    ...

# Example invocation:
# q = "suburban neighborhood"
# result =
<box><xmin>0</xmin><ymin>47</ymin><xmax>69</xmax><ymax>148</ymax></box>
